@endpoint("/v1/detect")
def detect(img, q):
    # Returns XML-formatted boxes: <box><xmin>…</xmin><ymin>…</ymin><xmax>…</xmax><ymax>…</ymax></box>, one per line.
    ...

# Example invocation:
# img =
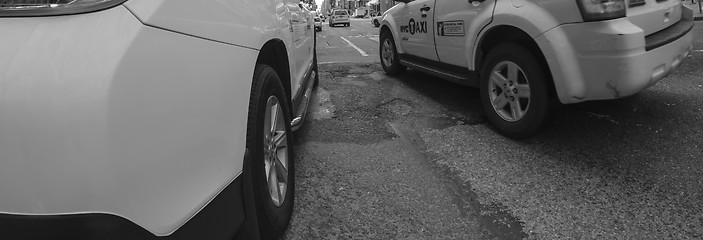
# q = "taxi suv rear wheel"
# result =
<box><xmin>247</xmin><ymin>64</ymin><xmax>295</xmax><ymax>239</ymax></box>
<box><xmin>479</xmin><ymin>43</ymin><xmax>556</xmax><ymax>139</ymax></box>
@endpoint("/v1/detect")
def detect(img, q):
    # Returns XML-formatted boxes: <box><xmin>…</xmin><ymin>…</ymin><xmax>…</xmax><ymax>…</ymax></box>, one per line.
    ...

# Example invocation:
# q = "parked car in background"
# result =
<box><xmin>371</xmin><ymin>15</ymin><xmax>382</xmax><ymax>27</ymax></box>
<box><xmin>354</xmin><ymin>9</ymin><xmax>366</xmax><ymax>18</ymax></box>
<box><xmin>0</xmin><ymin>0</ymin><xmax>318</xmax><ymax>239</ymax></box>
<box><xmin>329</xmin><ymin>9</ymin><xmax>350</xmax><ymax>27</ymax></box>
<box><xmin>315</xmin><ymin>16</ymin><xmax>323</xmax><ymax>31</ymax></box>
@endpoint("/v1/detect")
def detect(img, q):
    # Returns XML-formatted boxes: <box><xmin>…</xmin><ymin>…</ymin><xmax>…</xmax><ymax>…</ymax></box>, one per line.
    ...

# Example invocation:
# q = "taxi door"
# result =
<box><xmin>397</xmin><ymin>0</ymin><xmax>438</xmax><ymax>61</ymax></box>
<box><xmin>434</xmin><ymin>0</ymin><xmax>495</xmax><ymax>67</ymax></box>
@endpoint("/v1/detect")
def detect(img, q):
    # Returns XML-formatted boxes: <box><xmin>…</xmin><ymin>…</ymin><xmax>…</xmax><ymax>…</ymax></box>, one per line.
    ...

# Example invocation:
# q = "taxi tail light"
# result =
<box><xmin>575</xmin><ymin>0</ymin><xmax>626</xmax><ymax>21</ymax></box>
<box><xmin>0</xmin><ymin>0</ymin><xmax>126</xmax><ymax>17</ymax></box>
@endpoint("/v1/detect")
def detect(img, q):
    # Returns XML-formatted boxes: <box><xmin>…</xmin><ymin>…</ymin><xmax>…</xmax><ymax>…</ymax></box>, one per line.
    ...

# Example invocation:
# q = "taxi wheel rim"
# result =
<box><xmin>381</xmin><ymin>39</ymin><xmax>394</xmax><ymax>67</ymax></box>
<box><xmin>488</xmin><ymin>61</ymin><xmax>531</xmax><ymax>122</ymax></box>
<box><xmin>263</xmin><ymin>95</ymin><xmax>289</xmax><ymax>207</ymax></box>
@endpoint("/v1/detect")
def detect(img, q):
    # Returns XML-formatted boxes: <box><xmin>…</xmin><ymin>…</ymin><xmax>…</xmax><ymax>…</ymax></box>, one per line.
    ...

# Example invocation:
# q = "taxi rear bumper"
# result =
<box><xmin>536</xmin><ymin>4</ymin><xmax>693</xmax><ymax>103</ymax></box>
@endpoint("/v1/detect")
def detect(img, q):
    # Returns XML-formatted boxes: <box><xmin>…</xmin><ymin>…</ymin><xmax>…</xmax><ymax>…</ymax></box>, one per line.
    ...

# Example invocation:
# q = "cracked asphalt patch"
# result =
<box><xmin>285</xmin><ymin>64</ymin><xmax>497</xmax><ymax>239</ymax></box>
<box><xmin>286</xmin><ymin>58</ymin><xmax>703</xmax><ymax>240</ymax></box>
<box><xmin>420</xmin><ymin>123</ymin><xmax>703</xmax><ymax>239</ymax></box>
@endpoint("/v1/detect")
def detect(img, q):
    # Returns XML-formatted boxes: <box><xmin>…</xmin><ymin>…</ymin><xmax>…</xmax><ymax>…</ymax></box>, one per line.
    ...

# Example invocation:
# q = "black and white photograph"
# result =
<box><xmin>0</xmin><ymin>0</ymin><xmax>701</xmax><ymax>239</ymax></box>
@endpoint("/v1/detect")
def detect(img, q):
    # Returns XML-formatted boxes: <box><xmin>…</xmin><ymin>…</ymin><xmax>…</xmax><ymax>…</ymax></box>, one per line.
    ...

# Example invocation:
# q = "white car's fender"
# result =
<box><xmin>124</xmin><ymin>0</ymin><xmax>288</xmax><ymax>50</ymax></box>
<box><xmin>126</xmin><ymin>0</ymin><xmax>316</xmax><ymax>121</ymax></box>
<box><xmin>0</xmin><ymin>5</ymin><xmax>255</xmax><ymax>237</ymax></box>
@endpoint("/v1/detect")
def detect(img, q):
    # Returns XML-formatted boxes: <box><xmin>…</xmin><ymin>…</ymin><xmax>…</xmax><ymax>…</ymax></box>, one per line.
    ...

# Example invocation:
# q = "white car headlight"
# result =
<box><xmin>0</xmin><ymin>0</ymin><xmax>126</xmax><ymax>17</ymax></box>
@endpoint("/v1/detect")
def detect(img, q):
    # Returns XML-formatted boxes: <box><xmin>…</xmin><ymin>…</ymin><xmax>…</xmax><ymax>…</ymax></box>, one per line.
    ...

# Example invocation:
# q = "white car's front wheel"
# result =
<box><xmin>479</xmin><ymin>43</ymin><xmax>557</xmax><ymax>139</ymax></box>
<box><xmin>247</xmin><ymin>64</ymin><xmax>295</xmax><ymax>239</ymax></box>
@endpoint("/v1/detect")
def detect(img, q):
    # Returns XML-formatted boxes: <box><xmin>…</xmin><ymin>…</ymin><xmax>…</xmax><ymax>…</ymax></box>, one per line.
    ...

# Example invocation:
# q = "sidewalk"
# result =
<box><xmin>683</xmin><ymin>0</ymin><xmax>703</xmax><ymax>21</ymax></box>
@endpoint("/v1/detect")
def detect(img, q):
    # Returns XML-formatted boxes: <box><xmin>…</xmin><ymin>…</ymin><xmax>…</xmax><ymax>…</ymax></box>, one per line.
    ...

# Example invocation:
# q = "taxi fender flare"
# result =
<box><xmin>472</xmin><ymin>0</ymin><xmax>581</xmax><ymax>102</ymax></box>
<box><xmin>462</xmin><ymin>0</ymin><xmax>497</xmax><ymax>71</ymax></box>
<box><xmin>471</xmin><ymin>0</ymin><xmax>573</xmax><ymax>69</ymax></box>
<box><xmin>381</xmin><ymin>16</ymin><xmax>405</xmax><ymax>54</ymax></box>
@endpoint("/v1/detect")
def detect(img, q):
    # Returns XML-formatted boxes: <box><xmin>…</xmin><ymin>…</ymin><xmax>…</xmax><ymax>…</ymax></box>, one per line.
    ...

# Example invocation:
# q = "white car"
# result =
<box><xmin>380</xmin><ymin>0</ymin><xmax>692</xmax><ymax>138</ymax></box>
<box><xmin>329</xmin><ymin>9</ymin><xmax>350</xmax><ymax>27</ymax></box>
<box><xmin>371</xmin><ymin>15</ymin><xmax>382</xmax><ymax>27</ymax></box>
<box><xmin>315</xmin><ymin>16</ymin><xmax>323</xmax><ymax>31</ymax></box>
<box><xmin>0</xmin><ymin>0</ymin><xmax>317</xmax><ymax>239</ymax></box>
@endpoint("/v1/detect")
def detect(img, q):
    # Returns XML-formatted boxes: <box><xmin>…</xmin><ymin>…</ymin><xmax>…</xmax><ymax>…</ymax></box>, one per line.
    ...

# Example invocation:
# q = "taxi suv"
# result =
<box><xmin>379</xmin><ymin>0</ymin><xmax>693</xmax><ymax>138</ymax></box>
<box><xmin>0</xmin><ymin>0</ymin><xmax>318</xmax><ymax>239</ymax></box>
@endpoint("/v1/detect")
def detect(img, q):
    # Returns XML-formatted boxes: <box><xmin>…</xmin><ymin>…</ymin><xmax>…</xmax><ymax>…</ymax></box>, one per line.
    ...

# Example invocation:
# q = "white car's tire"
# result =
<box><xmin>246</xmin><ymin>64</ymin><xmax>295</xmax><ymax>239</ymax></box>
<box><xmin>479</xmin><ymin>43</ymin><xmax>557</xmax><ymax>139</ymax></box>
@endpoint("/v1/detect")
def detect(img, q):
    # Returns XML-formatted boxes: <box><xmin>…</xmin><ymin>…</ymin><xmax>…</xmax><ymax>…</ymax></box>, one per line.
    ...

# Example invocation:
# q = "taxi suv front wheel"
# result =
<box><xmin>479</xmin><ymin>43</ymin><xmax>557</xmax><ymax>139</ymax></box>
<box><xmin>379</xmin><ymin>30</ymin><xmax>406</xmax><ymax>75</ymax></box>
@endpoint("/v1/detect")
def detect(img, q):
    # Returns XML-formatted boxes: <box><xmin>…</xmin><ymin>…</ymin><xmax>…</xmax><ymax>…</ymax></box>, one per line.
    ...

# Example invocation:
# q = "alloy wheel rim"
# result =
<box><xmin>381</xmin><ymin>39</ymin><xmax>394</xmax><ymax>67</ymax></box>
<box><xmin>488</xmin><ymin>61</ymin><xmax>531</xmax><ymax>122</ymax></box>
<box><xmin>263</xmin><ymin>96</ymin><xmax>289</xmax><ymax>207</ymax></box>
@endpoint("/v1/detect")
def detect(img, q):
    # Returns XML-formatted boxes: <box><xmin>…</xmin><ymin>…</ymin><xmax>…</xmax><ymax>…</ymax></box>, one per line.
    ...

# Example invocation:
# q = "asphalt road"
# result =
<box><xmin>284</xmin><ymin>19</ymin><xmax>703</xmax><ymax>239</ymax></box>
<box><xmin>316</xmin><ymin>18</ymin><xmax>381</xmax><ymax>64</ymax></box>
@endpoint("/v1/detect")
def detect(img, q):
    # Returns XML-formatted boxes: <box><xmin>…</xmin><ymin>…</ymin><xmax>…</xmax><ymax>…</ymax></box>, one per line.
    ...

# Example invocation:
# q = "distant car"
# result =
<box><xmin>329</xmin><ymin>9</ymin><xmax>350</xmax><ymax>27</ymax></box>
<box><xmin>371</xmin><ymin>16</ymin><xmax>382</xmax><ymax>27</ymax></box>
<box><xmin>315</xmin><ymin>16</ymin><xmax>323</xmax><ymax>31</ymax></box>
<box><xmin>0</xmin><ymin>0</ymin><xmax>318</xmax><ymax>239</ymax></box>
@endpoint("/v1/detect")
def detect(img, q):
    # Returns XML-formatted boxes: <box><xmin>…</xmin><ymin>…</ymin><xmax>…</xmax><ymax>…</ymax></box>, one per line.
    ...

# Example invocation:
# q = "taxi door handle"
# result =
<box><xmin>420</xmin><ymin>5</ymin><xmax>430</xmax><ymax>17</ymax></box>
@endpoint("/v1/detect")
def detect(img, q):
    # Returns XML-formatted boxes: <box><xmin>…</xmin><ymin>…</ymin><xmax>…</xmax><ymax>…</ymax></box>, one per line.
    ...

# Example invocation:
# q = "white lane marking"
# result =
<box><xmin>693</xmin><ymin>50</ymin><xmax>703</xmax><ymax>52</ymax></box>
<box><xmin>340</xmin><ymin>36</ymin><xmax>369</xmax><ymax>56</ymax></box>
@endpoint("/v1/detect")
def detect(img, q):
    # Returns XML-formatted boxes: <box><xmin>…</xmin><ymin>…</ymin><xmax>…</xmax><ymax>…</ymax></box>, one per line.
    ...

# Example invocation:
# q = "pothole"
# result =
<box><xmin>339</xmin><ymin>76</ymin><xmax>369</xmax><ymax>87</ymax></box>
<box><xmin>309</xmin><ymin>88</ymin><xmax>335</xmax><ymax>120</ymax></box>
<box><xmin>368</xmin><ymin>72</ymin><xmax>386</xmax><ymax>81</ymax></box>
<box><xmin>348</xmin><ymin>63</ymin><xmax>381</xmax><ymax>74</ymax></box>
<box><xmin>420</xmin><ymin>115</ymin><xmax>485</xmax><ymax>130</ymax></box>
<box><xmin>377</xmin><ymin>98</ymin><xmax>414</xmax><ymax>116</ymax></box>
<box><xmin>479</xmin><ymin>203</ymin><xmax>529</xmax><ymax>240</ymax></box>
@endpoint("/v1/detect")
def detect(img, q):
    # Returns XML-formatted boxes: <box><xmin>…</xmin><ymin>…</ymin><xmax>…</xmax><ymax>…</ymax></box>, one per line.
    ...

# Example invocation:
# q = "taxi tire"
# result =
<box><xmin>479</xmin><ymin>43</ymin><xmax>555</xmax><ymax>139</ymax></box>
<box><xmin>380</xmin><ymin>30</ymin><xmax>406</xmax><ymax>75</ymax></box>
<box><xmin>246</xmin><ymin>64</ymin><xmax>295</xmax><ymax>240</ymax></box>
